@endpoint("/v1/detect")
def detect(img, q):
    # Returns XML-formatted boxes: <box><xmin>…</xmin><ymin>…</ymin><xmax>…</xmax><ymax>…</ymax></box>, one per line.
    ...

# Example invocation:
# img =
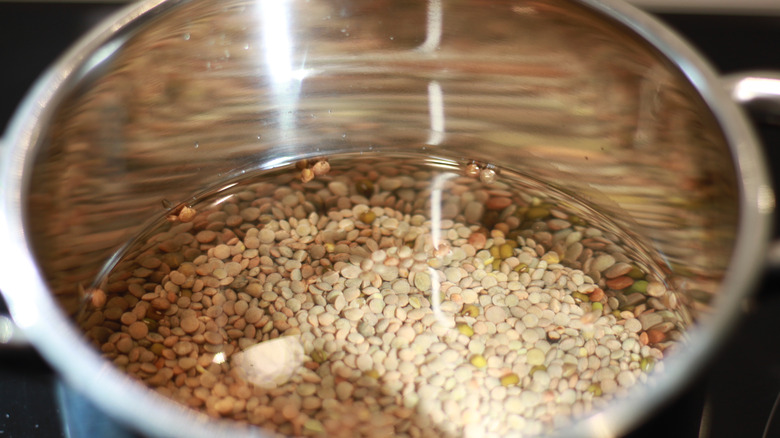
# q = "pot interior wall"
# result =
<box><xmin>19</xmin><ymin>0</ymin><xmax>740</xmax><ymax>434</ymax></box>
<box><xmin>27</xmin><ymin>0</ymin><xmax>737</xmax><ymax>317</ymax></box>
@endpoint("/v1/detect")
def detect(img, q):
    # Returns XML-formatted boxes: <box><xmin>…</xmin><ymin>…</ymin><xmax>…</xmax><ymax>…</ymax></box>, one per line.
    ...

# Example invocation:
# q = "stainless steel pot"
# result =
<box><xmin>0</xmin><ymin>0</ymin><xmax>776</xmax><ymax>436</ymax></box>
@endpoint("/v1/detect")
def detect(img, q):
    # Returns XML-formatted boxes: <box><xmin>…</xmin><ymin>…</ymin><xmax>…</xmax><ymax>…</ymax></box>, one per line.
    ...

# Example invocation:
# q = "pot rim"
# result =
<box><xmin>0</xmin><ymin>0</ymin><xmax>773</xmax><ymax>437</ymax></box>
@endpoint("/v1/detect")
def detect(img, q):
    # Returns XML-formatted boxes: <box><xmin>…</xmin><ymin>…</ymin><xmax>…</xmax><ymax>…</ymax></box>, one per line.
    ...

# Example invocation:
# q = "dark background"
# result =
<box><xmin>2</xmin><ymin>3</ymin><xmax>780</xmax><ymax>437</ymax></box>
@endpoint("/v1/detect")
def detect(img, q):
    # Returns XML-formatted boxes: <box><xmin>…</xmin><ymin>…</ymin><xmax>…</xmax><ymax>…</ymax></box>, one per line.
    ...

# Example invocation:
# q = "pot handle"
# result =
<box><xmin>0</xmin><ymin>315</ymin><xmax>28</xmax><ymax>347</ymax></box>
<box><xmin>724</xmin><ymin>72</ymin><xmax>780</xmax><ymax>268</ymax></box>
<box><xmin>724</xmin><ymin>71</ymin><xmax>780</xmax><ymax>124</ymax></box>
<box><xmin>0</xmin><ymin>136</ymin><xmax>31</xmax><ymax>348</ymax></box>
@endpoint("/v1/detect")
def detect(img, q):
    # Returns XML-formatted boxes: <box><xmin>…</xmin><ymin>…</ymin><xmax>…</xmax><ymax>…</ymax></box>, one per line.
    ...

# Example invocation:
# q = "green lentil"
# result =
<box><xmin>629</xmin><ymin>280</ymin><xmax>648</xmax><ymax>294</ymax></box>
<box><xmin>627</xmin><ymin>266</ymin><xmax>645</xmax><ymax>279</ymax></box>
<box><xmin>526</xmin><ymin>207</ymin><xmax>550</xmax><ymax>220</ymax></box>
<box><xmin>568</xmin><ymin>214</ymin><xmax>587</xmax><ymax>226</ymax></box>
<box><xmin>359</xmin><ymin>211</ymin><xmax>376</xmax><ymax>224</ymax></box>
<box><xmin>499</xmin><ymin>243</ymin><xmax>514</xmax><ymax>259</ymax></box>
<box><xmin>461</xmin><ymin>304</ymin><xmax>480</xmax><ymax>317</ymax></box>
<box><xmin>571</xmin><ymin>291</ymin><xmax>590</xmax><ymax>302</ymax></box>
<box><xmin>355</xmin><ymin>179</ymin><xmax>374</xmax><ymax>198</ymax></box>
<box><xmin>150</xmin><ymin>342</ymin><xmax>165</xmax><ymax>356</ymax></box>
<box><xmin>514</xmin><ymin>263</ymin><xmax>528</xmax><ymax>273</ymax></box>
<box><xmin>311</xmin><ymin>350</ymin><xmax>328</xmax><ymax>364</ymax></box>
<box><xmin>529</xmin><ymin>365</ymin><xmax>547</xmax><ymax>376</ymax></box>
<box><xmin>142</xmin><ymin>318</ymin><xmax>159</xmax><ymax>332</ymax></box>
<box><xmin>587</xmin><ymin>383</ymin><xmax>602</xmax><ymax>397</ymax></box>
<box><xmin>640</xmin><ymin>357</ymin><xmax>655</xmax><ymax>372</ymax></box>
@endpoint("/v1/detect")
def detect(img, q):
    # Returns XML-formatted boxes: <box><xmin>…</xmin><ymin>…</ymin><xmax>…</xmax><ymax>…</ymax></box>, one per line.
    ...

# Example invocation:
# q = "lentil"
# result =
<box><xmin>79</xmin><ymin>158</ymin><xmax>680</xmax><ymax>438</ymax></box>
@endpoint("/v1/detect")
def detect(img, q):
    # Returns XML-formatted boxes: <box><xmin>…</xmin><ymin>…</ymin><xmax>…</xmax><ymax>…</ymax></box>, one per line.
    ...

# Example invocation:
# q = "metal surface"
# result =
<box><xmin>0</xmin><ymin>315</ymin><xmax>27</xmax><ymax>347</ymax></box>
<box><xmin>724</xmin><ymin>72</ymin><xmax>780</xmax><ymax>128</ymax></box>
<box><xmin>628</xmin><ymin>0</ymin><xmax>780</xmax><ymax>15</ymax></box>
<box><xmin>0</xmin><ymin>0</ymin><xmax>774</xmax><ymax>437</ymax></box>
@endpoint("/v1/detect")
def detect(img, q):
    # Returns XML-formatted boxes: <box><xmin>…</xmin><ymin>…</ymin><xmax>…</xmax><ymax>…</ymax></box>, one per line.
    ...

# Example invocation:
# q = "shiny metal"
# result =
<box><xmin>0</xmin><ymin>315</ymin><xmax>28</xmax><ymax>347</ymax></box>
<box><xmin>725</xmin><ymin>72</ymin><xmax>780</xmax><ymax>124</ymax></box>
<box><xmin>0</xmin><ymin>0</ymin><xmax>773</xmax><ymax>437</ymax></box>
<box><xmin>628</xmin><ymin>0</ymin><xmax>780</xmax><ymax>15</ymax></box>
<box><xmin>723</xmin><ymin>72</ymin><xmax>780</xmax><ymax>269</ymax></box>
<box><xmin>0</xmin><ymin>136</ymin><xmax>30</xmax><ymax>349</ymax></box>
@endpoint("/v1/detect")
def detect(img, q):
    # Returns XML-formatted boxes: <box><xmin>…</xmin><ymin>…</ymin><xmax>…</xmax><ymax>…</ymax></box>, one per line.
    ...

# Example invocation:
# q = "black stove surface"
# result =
<box><xmin>2</xmin><ymin>3</ymin><xmax>780</xmax><ymax>437</ymax></box>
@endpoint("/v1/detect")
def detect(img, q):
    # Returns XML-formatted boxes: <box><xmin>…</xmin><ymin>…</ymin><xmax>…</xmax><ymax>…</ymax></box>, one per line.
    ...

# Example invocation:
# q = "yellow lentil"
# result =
<box><xmin>500</xmin><ymin>373</ymin><xmax>520</xmax><ymax>386</ymax></box>
<box><xmin>457</xmin><ymin>323</ymin><xmax>474</xmax><ymax>337</ymax></box>
<box><xmin>470</xmin><ymin>354</ymin><xmax>487</xmax><ymax>368</ymax></box>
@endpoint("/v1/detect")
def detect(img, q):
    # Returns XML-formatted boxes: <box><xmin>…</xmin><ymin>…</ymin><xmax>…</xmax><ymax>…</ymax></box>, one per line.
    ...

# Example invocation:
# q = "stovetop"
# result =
<box><xmin>2</xmin><ymin>3</ymin><xmax>780</xmax><ymax>438</ymax></box>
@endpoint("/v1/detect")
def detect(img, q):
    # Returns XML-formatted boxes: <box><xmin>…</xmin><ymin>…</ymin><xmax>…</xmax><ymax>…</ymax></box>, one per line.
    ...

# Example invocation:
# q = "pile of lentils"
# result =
<box><xmin>79</xmin><ymin>157</ymin><xmax>681</xmax><ymax>437</ymax></box>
